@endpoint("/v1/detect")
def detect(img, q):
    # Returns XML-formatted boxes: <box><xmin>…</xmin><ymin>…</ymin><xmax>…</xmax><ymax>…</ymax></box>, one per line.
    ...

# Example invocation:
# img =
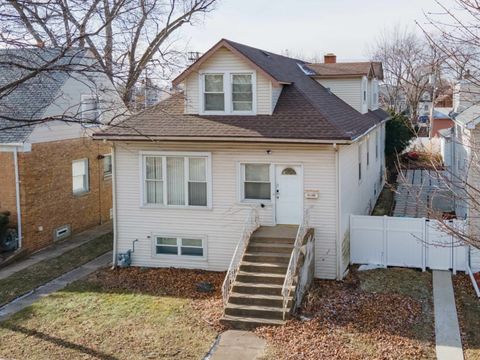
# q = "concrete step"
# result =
<box><xmin>240</xmin><ymin>261</ymin><xmax>288</xmax><ymax>274</ymax></box>
<box><xmin>247</xmin><ymin>243</ymin><xmax>294</xmax><ymax>254</ymax></box>
<box><xmin>236</xmin><ymin>271</ymin><xmax>286</xmax><ymax>285</ymax></box>
<box><xmin>225</xmin><ymin>303</ymin><xmax>287</xmax><ymax>320</ymax></box>
<box><xmin>229</xmin><ymin>292</ymin><xmax>293</xmax><ymax>307</ymax></box>
<box><xmin>233</xmin><ymin>282</ymin><xmax>293</xmax><ymax>296</ymax></box>
<box><xmin>249</xmin><ymin>236</ymin><xmax>295</xmax><ymax>245</ymax></box>
<box><xmin>243</xmin><ymin>252</ymin><xmax>291</xmax><ymax>264</ymax></box>
<box><xmin>220</xmin><ymin>315</ymin><xmax>286</xmax><ymax>330</ymax></box>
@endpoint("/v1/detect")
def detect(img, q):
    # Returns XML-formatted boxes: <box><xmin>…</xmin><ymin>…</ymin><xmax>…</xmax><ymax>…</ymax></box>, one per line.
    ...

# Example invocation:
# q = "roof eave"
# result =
<box><xmin>92</xmin><ymin>134</ymin><xmax>352</xmax><ymax>144</ymax></box>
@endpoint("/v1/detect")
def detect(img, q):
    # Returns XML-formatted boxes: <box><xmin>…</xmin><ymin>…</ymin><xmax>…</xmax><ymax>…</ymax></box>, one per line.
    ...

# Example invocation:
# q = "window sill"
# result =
<box><xmin>140</xmin><ymin>204</ymin><xmax>212</xmax><ymax>210</ymax></box>
<box><xmin>151</xmin><ymin>254</ymin><xmax>207</xmax><ymax>262</ymax></box>
<box><xmin>73</xmin><ymin>190</ymin><xmax>90</xmax><ymax>198</ymax></box>
<box><xmin>239</xmin><ymin>199</ymin><xmax>272</xmax><ymax>205</ymax></box>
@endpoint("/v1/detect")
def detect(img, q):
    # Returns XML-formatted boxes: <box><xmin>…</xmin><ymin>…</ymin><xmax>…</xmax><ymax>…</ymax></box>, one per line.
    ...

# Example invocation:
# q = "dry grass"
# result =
<box><xmin>0</xmin><ymin>233</ymin><xmax>112</xmax><ymax>306</ymax></box>
<box><xmin>0</xmin><ymin>267</ymin><xmax>225</xmax><ymax>360</ymax></box>
<box><xmin>257</xmin><ymin>267</ymin><xmax>435</xmax><ymax>360</ymax></box>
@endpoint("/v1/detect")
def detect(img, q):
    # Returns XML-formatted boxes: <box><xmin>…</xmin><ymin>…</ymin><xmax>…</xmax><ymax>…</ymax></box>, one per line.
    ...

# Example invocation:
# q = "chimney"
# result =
<box><xmin>324</xmin><ymin>53</ymin><xmax>336</xmax><ymax>64</ymax></box>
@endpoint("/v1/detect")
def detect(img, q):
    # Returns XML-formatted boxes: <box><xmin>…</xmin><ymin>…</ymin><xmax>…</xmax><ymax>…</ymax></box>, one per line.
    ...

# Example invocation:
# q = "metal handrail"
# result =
<box><xmin>281</xmin><ymin>208</ymin><xmax>311</xmax><ymax>320</ymax></box>
<box><xmin>221</xmin><ymin>207</ymin><xmax>259</xmax><ymax>307</ymax></box>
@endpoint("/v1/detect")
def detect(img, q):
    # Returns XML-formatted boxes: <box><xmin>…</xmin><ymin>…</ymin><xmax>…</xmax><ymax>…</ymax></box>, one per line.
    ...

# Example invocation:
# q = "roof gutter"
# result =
<box><xmin>92</xmin><ymin>135</ymin><xmax>353</xmax><ymax>145</ymax></box>
<box><xmin>350</xmin><ymin>116</ymin><xmax>391</xmax><ymax>143</ymax></box>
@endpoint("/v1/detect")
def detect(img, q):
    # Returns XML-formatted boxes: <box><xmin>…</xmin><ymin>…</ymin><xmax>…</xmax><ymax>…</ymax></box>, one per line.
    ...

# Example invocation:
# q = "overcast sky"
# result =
<box><xmin>179</xmin><ymin>0</ymin><xmax>456</xmax><ymax>61</ymax></box>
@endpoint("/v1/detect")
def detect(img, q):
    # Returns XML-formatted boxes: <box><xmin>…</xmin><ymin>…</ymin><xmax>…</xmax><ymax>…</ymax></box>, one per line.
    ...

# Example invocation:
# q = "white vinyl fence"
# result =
<box><xmin>350</xmin><ymin>215</ymin><xmax>468</xmax><ymax>273</ymax></box>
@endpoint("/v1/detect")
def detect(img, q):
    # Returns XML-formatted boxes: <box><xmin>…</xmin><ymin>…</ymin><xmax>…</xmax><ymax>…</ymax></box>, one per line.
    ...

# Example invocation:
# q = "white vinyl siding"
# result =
<box><xmin>316</xmin><ymin>78</ymin><xmax>363</xmax><ymax>113</ymax></box>
<box><xmin>115</xmin><ymin>142</ymin><xmax>338</xmax><ymax>279</ymax></box>
<box><xmin>184</xmin><ymin>47</ymin><xmax>272</xmax><ymax>115</ymax></box>
<box><xmin>271</xmin><ymin>85</ymin><xmax>283</xmax><ymax>113</ymax></box>
<box><xmin>338</xmin><ymin>125</ymin><xmax>385</xmax><ymax>275</ymax></box>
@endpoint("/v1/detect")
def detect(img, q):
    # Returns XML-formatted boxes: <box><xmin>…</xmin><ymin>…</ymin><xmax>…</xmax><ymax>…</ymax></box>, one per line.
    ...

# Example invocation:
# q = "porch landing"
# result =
<box><xmin>252</xmin><ymin>225</ymin><xmax>298</xmax><ymax>239</ymax></box>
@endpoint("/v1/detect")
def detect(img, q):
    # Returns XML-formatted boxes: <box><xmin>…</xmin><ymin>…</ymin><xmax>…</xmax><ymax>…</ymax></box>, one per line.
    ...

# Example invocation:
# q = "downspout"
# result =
<box><xmin>111</xmin><ymin>142</ymin><xmax>118</xmax><ymax>267</ymax></box>
<box><xmin>13</xmin><ymin>147</ymin><xmax>22</xmax><ymax>249</ymax></box>
<box><xmin>334</xmin><ymin>143</ymin><xmax>342</xmax><ymax>280</ymax></box>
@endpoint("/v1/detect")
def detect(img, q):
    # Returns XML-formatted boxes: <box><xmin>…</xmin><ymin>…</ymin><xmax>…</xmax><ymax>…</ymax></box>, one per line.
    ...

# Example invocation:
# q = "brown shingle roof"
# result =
<box><xmin>96</xmin><ymin>40</ymin><xmax>389</xmax><ymax>143</ymax></box>
<box><xmin>308</xmin><ymin>62</ymin><xmax>383</xmax><ymax>80</ymax></box>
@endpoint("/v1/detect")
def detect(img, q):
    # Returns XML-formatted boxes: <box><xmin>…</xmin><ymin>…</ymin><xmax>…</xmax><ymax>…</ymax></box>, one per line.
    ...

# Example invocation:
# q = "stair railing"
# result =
<box><xmin>281</xmin><ymin>207</ymin><xmax>312</xmax><ymax>320</ymax></box>
<box><xmin>222</xmin><ymin>206</ymin><xmax>260</xmax><ymax>307</ymax></box>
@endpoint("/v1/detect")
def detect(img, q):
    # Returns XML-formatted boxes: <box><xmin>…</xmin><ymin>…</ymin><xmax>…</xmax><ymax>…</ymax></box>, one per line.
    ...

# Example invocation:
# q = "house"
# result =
<box><xmin>439</xmin><ymin>78</ymin><xmax>480</xmax><ymax>273</ymax></box>
<box><xmin>430</xmin><ymin>108</ymin><xmax>454</xmax><ymax>137</ymax></box>
<box><xmin>0</xmin><ymin>48</ymin><xmax>127</xmax><ymax>254</ymax></box>
<box><xmin>95</xmin><ymin>39</ymin><xmax>389</xmax><ymax>327</ymax></box>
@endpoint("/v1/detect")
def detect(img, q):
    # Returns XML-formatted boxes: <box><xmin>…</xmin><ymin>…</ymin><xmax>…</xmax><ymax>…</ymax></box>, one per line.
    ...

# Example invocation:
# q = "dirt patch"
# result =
<box><xmin>256</xmin><ymin>268</ymin><xmax>435</xmax><ymax>360</ymax></box>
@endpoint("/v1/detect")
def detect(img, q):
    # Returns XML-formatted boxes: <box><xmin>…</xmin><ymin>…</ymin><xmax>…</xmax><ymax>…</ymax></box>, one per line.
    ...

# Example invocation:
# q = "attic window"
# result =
<box><xmin>297</xmin><ymin>63</ymin><xmax>316</xmax><ymax>76</ymax></box>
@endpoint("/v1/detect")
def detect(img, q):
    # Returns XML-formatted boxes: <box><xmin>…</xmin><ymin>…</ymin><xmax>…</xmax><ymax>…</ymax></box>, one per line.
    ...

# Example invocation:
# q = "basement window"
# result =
<box><xmin>154</xmin><ymin>236</ymin><xmax>205</xmax><ymax>258</ymax></box>
<box><xmin>54</xmin><ymin>224</ymin><xmax>71</xmax><ymax>241</ymax></box>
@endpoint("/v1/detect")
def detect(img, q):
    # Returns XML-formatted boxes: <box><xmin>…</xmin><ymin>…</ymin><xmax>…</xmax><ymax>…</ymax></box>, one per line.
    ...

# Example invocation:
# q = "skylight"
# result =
<box><xmin>297</xmin><ymin>63</ymin><xmax>316</xmax><ymax>76</ymax></box>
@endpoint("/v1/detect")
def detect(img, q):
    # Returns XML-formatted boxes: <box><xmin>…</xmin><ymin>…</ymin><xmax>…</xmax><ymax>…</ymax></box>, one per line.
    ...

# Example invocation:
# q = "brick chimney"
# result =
<box><xmin>324</xmin><ymin>53</ymin><xmax>336</xmax><ymax>64</ymax></box>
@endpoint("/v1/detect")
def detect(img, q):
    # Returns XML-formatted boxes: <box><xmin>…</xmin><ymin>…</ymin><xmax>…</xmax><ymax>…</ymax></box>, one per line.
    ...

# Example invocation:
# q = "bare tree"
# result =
<box><xmin>370</xmin><ymin>26</ymin><xmax>444</xmax><ymax>123</ymax></box>
<box><xmin>0</xmin><ymin>0</ymin><xmax>219</xmax><ymax>127</ymax></box>
<box><xmin>398</xmin><ymin>1</ymin><xmax>480</xmax><ymax>249</ymax></box>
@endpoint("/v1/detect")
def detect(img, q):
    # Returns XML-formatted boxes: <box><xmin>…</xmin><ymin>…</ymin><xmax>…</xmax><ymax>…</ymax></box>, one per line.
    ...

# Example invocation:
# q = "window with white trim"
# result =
<box><xmin>143</xmin><ymin>154</ymin><xmax>209</xmax><ymax>207</ymax></box>
<box><xmin>103</xmin><ymin>154</ymin><xmax>112</xmax><ymax>178</ymax></box>
<box><xmin>72</xmin><ymin>159</ymin><xmax>89</xmax><ymax>194</ymax></box>
<box><xmin>203</xmin><ymin>74</ymin><xmax>224</xmax><ymax>111</ymax></box>
<box><xmin>241</xmin><ymin>163</ymin><xmax>271</xmax><ymax>200</ymax></box>
<box><xmin>232</xmin><ymin>74</ymin><xmax>253</xmax><ymax>111</ymax></box>
<box><xmin>201</xmin><ymin>72</ymin><xmax>255</xmax><ymax>114</ymax></box>
<box><xmin>155</xmin><ymin>236</ymin><xmax>204</xmax><ymax>257</ymax></box>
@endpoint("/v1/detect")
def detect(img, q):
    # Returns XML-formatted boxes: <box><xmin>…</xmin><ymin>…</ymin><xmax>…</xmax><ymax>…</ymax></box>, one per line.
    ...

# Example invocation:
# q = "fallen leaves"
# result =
<box><xmin>256</xmin><ymin>270</ymin><xmax>435</xmax><ymax>360</ymax></box>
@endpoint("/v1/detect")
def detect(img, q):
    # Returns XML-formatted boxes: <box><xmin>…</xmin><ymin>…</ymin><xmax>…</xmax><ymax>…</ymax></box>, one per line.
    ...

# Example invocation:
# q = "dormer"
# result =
<box><xmin>308</xmin><ymin>55</ymin><xmax>383</xmax><ymax>114</ymax></box>
<box><xmin>173</xmin><ymin>40</ymin><xmax>287</xmax><ymax>116</ymax></box>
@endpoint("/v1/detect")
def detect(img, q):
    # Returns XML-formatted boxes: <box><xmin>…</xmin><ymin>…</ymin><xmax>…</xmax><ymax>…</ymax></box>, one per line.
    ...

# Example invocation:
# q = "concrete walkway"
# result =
<box><xmin>433</xmin><ymin>270</ymin><xmax>464</xmax><ymax>360</ymax></box>
<box><xmin>0</xmin><ymin>222</ymin><xmax>112</xmax><ymax>280</ymax></box>
<box><xmin>0</xmin><ymin>251</ymin><xmax>112</xmax><ymax>321</ymax></box>
<box><xmin>207</xmin><ymin>330</ymin><xmax>266</xmax><ymax>360</ymax></box>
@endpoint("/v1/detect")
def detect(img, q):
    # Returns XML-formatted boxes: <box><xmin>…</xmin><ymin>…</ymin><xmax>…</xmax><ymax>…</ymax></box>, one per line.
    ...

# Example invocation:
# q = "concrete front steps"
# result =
<box><xmin>220</xmin><ymin>225</ymin><xmax>298</xmax><ymax>330</ymax></box>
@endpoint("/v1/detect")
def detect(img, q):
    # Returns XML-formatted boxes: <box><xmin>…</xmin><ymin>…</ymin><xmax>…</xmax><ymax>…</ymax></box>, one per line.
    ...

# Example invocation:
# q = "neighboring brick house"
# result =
<box><xmin>0</xmin><ymin>48</ymin><xmax>127</xmax><ymax>253</ymax></box>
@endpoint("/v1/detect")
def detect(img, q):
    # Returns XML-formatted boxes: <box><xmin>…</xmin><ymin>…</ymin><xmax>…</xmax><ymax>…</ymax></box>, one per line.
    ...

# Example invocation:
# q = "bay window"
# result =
<box><xmin>242</xmin><ymin>163</ymin><xmax>271</xmax><ymax>200</ymax></box>
<box><xmin>143</xmin><ymin>153</ymin><xmax>210</xmax><ymax>207</ymax></box>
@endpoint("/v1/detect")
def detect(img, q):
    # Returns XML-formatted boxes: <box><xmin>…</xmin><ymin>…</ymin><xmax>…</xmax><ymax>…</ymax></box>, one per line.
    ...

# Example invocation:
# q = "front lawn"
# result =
<box><xmin>453</xmin><ymin>274</ymin><xmax>480</xmax><ymax>360</ymax></box>
<box><xmin>0</xmin><ymin>267</ymin><xmax>224</xmax><ymax>360</ymax></box>
<box><xmin>0</xmin><ymin>233</ymin><xmax>113</xmax><ymax>306</ymax></box>
<box><xmin>257</xmin><ymin>267</ymin><xmax>435</xmax><ymax>360</ymax></box>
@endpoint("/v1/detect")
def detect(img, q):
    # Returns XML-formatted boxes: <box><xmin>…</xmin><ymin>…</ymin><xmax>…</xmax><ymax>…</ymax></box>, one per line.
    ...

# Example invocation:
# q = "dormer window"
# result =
<box><xmin>204</xmin><ymin>74</ymin><xmax>225</xmax><ymax>111</ymax></box>
<box><xmin>232</xmin><ymin>74</ymin><xmax>253</xmax><ymax>111</ymax></box>
<box><xmin>201</xmin><ymin>72</ymin><xmax>256</xmax><ymax>115</ymax></box>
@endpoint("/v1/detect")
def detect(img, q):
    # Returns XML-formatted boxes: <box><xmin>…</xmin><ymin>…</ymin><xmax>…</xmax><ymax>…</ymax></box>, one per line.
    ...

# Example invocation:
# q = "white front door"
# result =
<box><xmin>275</xmin><ymin>165</ymin><xmax>302</xmax><ymax>225</ymax></box>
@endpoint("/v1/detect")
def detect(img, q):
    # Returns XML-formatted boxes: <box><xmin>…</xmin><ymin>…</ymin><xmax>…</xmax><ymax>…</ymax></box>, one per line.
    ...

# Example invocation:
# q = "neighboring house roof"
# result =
<box><xmin>98</xmin><ymin>39</ymin><xmax>389</xmax><ymax>143</ymax></box>
<box><xmin>452</xmin><ymin>104</ymin><xmax>480</xmax><ymax>127</ymax></box>
<box><xmin>433</xmin><ymin>108</ymin><xmax>453</xmax><ymax>119</ymax></box>
<box><xmin>0</xmin><ymin>48</ymin><xmax>88</xmax><ymax>143</ymax></box>
<box><xmin>307</xmin><ymin>62</ymin><xmax>383</xmax><ymax>80</ymax></box>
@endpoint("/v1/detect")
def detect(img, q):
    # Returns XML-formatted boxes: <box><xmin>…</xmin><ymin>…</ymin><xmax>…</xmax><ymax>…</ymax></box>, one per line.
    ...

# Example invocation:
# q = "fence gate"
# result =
<box><xmin>350</xmin><ymin>215</ymin><xmax>468</xmax><ymax>272</ymax></box>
